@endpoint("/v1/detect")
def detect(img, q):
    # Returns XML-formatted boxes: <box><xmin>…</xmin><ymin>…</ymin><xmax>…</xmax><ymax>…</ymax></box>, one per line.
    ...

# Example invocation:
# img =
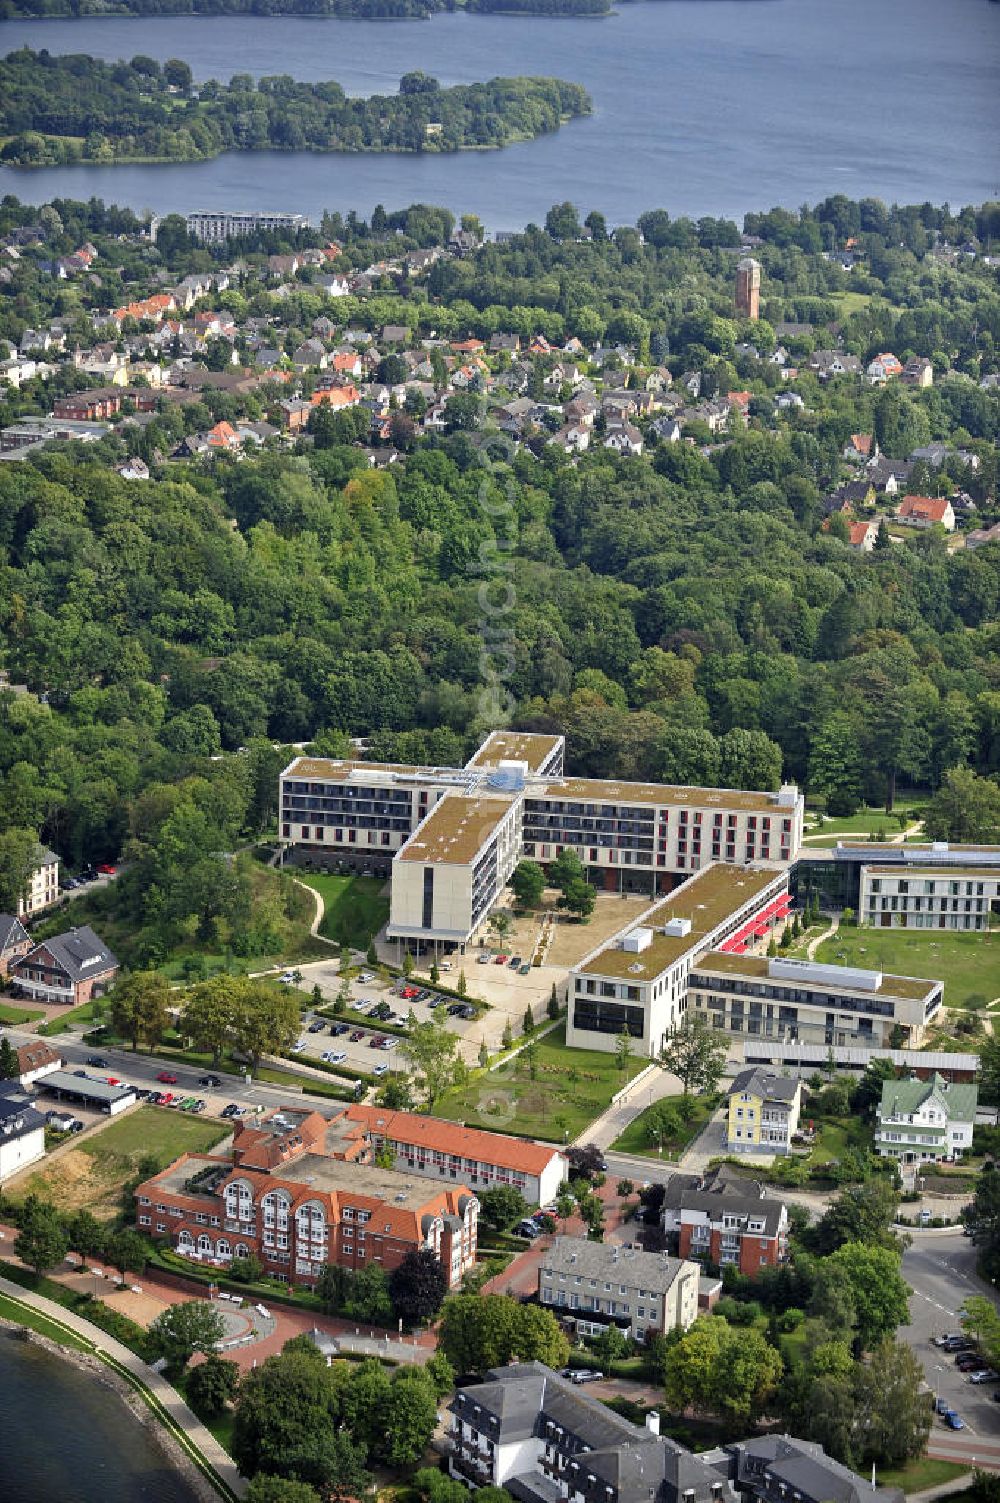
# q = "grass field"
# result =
<box><xmin>0</xmin><ymin>1001</ymin><xmax>45</xmax><ymax>1025</ymax></box>
<box><xmin>6</xmin><ymin>1108</ymin><xmax>231</xmax><ymax>1220</ymax></box>
<box><xmin>829</xmin><ymin>290</ymin><xmax>874</xmax><ymax>317</ymax></box>
<box><xmin>813</xmin><ymin>927</ymin><xmax>999</xmax><ymax>1009</ymax></box>
<box><xmin>295</xmin><ymin>873</ymin><xmax>389</xmax><ymax>950</ymax></box>
<box><xmin>875</xmin><ymin>1458</ymin><xmax>967</xmax><ymax>1491</ymax></box>
<box><xmin>801</xmin><ymin>801</ymin><xmax>924</xmax><ymax>845</ymax></box>
<box><xmin>611</xmin><ymin>1093</ymin><xmax>718</xmax><ymax>1158</ymax></box>
<box><xmin>38</xmin><ymin>998</ymin><xmax>107</xmax><ymax>1037</ymax></box>
<box><xmin>434</xmin><ymin>1022</ymin><xmax>649</xmax><ymax>1142</ymax></box>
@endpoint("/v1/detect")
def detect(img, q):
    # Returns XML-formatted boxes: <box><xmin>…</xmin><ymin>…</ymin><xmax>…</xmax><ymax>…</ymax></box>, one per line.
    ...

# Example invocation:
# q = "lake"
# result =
<box><xmin>0</xmin><ymin>1333</ymin><xmax>201</xmax><ymax>1503</ymax></box>
<box><xmin>0</xmin><ymin>0</ymin><xmax>998</xmax><ymax>226</ymax></box>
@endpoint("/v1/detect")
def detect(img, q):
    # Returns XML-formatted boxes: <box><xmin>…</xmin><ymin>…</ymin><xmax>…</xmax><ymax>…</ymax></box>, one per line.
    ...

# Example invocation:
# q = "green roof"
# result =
<box><xmin>878</xmin><ymin>1072</ymin><xmax>978</xmax><ymax>1122</ymax></box>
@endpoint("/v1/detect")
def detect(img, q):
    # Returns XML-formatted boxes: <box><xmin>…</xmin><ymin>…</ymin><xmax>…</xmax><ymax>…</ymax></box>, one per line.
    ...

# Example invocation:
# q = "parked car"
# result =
<box><xmin>357</xmin><ymin>971</ymin><xmax>374</xmax><ymax>983</ymax></box>
<box><xmin>955</xmin><ymin>1353</ymin><xmax>982</xmax><ymax>1371</ymax></box>
<box><xmin>220</xmin><ymin>1103</ymin><xmax>238</xmax><ymax>1118</ymax></box>
<box><xmin>969</xmin><ymin>1369</ymin><xmax>999</xmax><ymax>1384</ymax></box>
<box><xmin>441</xmin><ymin>961</ymin><xmax>453</xmax><ymax>972</ymax></box>
<box><xmin>935</xmin><ymin>1397</ymin><xmax>950</xmax><ymax>1415</ymax></box>
<box><xmin>324</xmin><ymin>1050</ymin><xmax>347</xmax><ymax>1065</ymax></box>
<box><xmin>516</xmin><ymin>1218</ymin><xmax>541</xmax><ymax>1239</ymax></box>
<box><xmin>942</xmin><ymin>1337</ymin><xmax>973</xmax><ymax>1352</ymax></box>
<box><xmin>372</xmin><ymin>1062</ymin><xmax>389</xmax><ymax>1077</ymax></box>
<box><xmin>131</xmin><ymin>1087</ymin><xmax>151</xmax><ymax>1101</ymax></box>
<box><xmin>447</xmin><ymin>1003</ymin><xmax>465</xmax><ymax>1017</ymax></box>
<box><xmin>518</xmin><ymin>963</ymin><xmax>531</xmax><ymax>975</ymax></box>
<box><xmin>509</xmin><ymin>955</ymin><xmax>522</xmax><ymax>968</ymax></box>
<box><xmin>944</xmin><ymin>1411</ymin><xmax>965</xmax><ymax>1431</ymax></box>
<box><xmin>198</xmin><ymin>1074</ymin><xmax>222</xmax><ymax>1088</ymax></box>
<box><xmin>399</xmin><ymin>986</ymin><xmax>419</xmax><ymax>1000</ymax></box>
<box><xmin>156</xmin><ymin>1071</ymin><xmax>179</xmax><ymax>1085</ymax></box>
<box><xmin>369</xmin><ymin>1035</ymin><xmax>384</xmax><ymax>1048</ymax></box>
<box><xmin>494</xmin><ymin>954</ymin><xmax>508</xmax><ymax>965</ymax></box>
<box><xmin>427</xmin><ymin>997</ymin><xmax>443</xmax><ymax>1009</ymax></box>
<box><xmin>330</xmin><ymin>1022</ymin><xmax>349</xmax><ymax>1036</ymax></box>
<box><xmin>570</xmin><ymin>1371</ymin><xmax>604</xmax><ymax>1385</ymax></box>
<box><xmin>307</xmin><ymin>1019</ymin><xmax>325</xmax><ymax>1033</ymax></box>
<box><xmin>350</xmin><ymin>1030</ymin><xmax>365</xmax><ymax>1042</ymax></box>
<box><xmin>86</xmin><ymin>1055</ymin><xmax>108</xmax><ymax>1067</ymax></box>
<box><xmin>97</xmin><ymin>863</ymin><xmax>117</xmax><ymax>876</ymax></box>
<box><xmin>177</xmin><ymin>1096</ymin><xmax>197</xmax><ymax>1111</ymax></box>
<box><xmin>382</xmin><ymin>1038</ymin><xmax>398</xmax><ymax>1050</ymax></box>
<box><xmin>189</xmin><ymin>1100</ymin><xmax>206</xmax><ymax>1114</ymax></box>
<box><xmin>477</xmin><ymin>952</ymin><xmax>491</xmax><ymax>964</ymax></box>
<box><xmin>934</xmin><ymin>1333</ymin><xmax>965</xmax><ymax>1348</ymax></box>
<box><xmin>147</xmin><ymin>1091</ymin><xmax>163</xmax><ymax>1105</ymax></box>
<box><xmin>290</xmin><ymin>1039</ymin><xmax>307</xmax><ymax>1053</ymax></box>
<box><xmin>278</xmin><ymin>971</ymin><xmax>296</xmax><ymax>985</ymax></box>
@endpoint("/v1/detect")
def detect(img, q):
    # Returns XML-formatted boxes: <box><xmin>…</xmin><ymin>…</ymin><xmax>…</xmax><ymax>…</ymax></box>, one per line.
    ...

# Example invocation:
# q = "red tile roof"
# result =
<box><xmin>898</xmin><ymin>494</ymin><xmax>951</xmax><ymax>522</ymax></box>
<box><xmin>343</xmin><ymin>1103</ymin><xmax>564</xmax><ymax>1175</ymax></box>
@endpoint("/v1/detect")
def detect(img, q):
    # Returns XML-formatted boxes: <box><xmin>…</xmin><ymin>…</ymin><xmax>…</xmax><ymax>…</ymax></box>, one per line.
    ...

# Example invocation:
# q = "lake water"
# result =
<box><xmin>0</xmin><ymin>0</ymin><xmax>998</xmax><ymax>226</ymax></box>
<box><xmin>0</xmin><ymin>1333</ymin><xmax>200</xmax><ymax>1503</ymax></box>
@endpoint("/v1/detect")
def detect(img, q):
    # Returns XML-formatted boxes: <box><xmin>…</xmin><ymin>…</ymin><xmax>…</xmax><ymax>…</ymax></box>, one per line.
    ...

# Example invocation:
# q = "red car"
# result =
<box><xmin>495</xmin><ymin>953</ymin><xmax>508</xmax><ymax>964</ymax></box>
<box><xmin>156</xmin><ymin>1070</ymin><xmax>179</xmax><ymax>1084</ymax></box>
<box><xmin>399</xmin><ymin>985</ymin><xmax>419</xmax><ymax>1000</ymax></box>
<box><xmin>350</xmin><ymin>1030</ymin><xmax>365</xmax><ymax>1042</ymax></box>
<box><xmin>97</xmin><ymin>863</ymin><xmax>117</xmax><ymax>875</ymax></box>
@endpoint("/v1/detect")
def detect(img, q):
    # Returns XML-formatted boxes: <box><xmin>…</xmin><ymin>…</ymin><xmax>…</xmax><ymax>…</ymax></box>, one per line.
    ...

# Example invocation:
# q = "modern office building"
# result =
<box><xmin>686</xmin><ymin>953</ymin><xmax>943</xmax><ymax>1049</ymax></box>
<box><xmin>874</xmin><ymin>1073</ymin><xmax>978</xmax><ymax>1163</ymax></box>
<box><xmin>859</xmin><ymin>864</ymin><xmax>1000</xmax><ymax>931</ymax></box>
<box><xmin>660</xmin><ymin>1165</ymin><xmax>789</xmax><ymax>1275</ymax></box>
<box><xmin>725</xmin><ymin>1068</ymin><xmax>802</xmax><ymax>1155</ymax></box>
<box><xmin>279</xmin><ymin>730</ymin><xmax>804</xmax><ymax>951</ymax></box>
<box><xmin>186</xmin><ymin>211</ymin><xmax>309</xmax><ymax>244</ymax></box>
<box><xmin>792</xmin><ymin>839</ymin><xmax>1000</xmax><ymax>913</ymax></box>
<box><xmin>136</xmin><ymin>1105</ymin><xmax>478</xmax><ymax>1288</ymax></box>
<box><xmin>567</xmin><ymin>864</ymin><xmax>791</xmax><ymax>1056</ymax></box>
<box><xmin>537</xmin><ymin>1236</ymin><xmax>700</xmax><ymax>1340</ymax></box>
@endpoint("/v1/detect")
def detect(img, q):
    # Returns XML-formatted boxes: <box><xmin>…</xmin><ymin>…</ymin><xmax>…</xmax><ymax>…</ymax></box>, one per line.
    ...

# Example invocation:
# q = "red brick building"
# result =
<box><xmin>0</xmin><ymin>914</ymin><xmax>32</xmax><ymax>978</ymax></box>
<box><xmin>660</xmin><ymin>1165</ymin><xmax>788</xmax><ymax>1276</ymax></box>
<box><xmin>135</xmin><ymin>1106</ymin><xmax>478</xmax><ymax>1289</ymax></box>
<box><xmin>11</xmin><ymin>925</ymin><xmax>118</xmax><ymax>1006</ymax></box>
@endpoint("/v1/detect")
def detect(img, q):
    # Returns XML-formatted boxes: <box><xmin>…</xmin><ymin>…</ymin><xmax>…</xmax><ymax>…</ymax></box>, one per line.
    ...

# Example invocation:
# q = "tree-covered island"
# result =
<box><xmin>2</xmin><ymin>0</ymin><xmax>613</xmax><ymax>16</ymax></box>
<box><xmin>0</xmin><ymin>51</ymin><xmax>592</xmax><ymax>165</ymax></box>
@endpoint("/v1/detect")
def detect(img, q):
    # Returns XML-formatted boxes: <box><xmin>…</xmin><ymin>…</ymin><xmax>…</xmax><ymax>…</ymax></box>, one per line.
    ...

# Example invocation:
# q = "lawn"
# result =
<box><xmin>0</xmin><ymin>1000</ymin><xmax>45</xmax><ymax>1025</ymax></box>
<box><xmin>434</xmin><ymin>1022</ymin><xmax>650</xmax><ymax>1142</ymax></box>
<box><xmin>611</xmin><ymin>1093</ymin><xmax>719</xmax><ymax>1159</ymax></box>
<box><xmin>801</xmin><ymin>801</ymin><xmax>924</xmax><ymax>844</ymax></box>
<box><xmin>38</xmin><ymin>997</ymin><xmax>107</xmax><ymax>1037</ymax></box>
<box><xmin>876</xmin><ymin>1458</ymin><xmax>968</xmax><ymax>1491</ymax></box>
<box><xmin>295</xmin><ymin>872</ymin><xmax>389</xmax><ymax>951</ymax></box>
<box><xmin>813</xmin><ymin>927</ymin><xmax>999</xmax><ymax>1009</ymax></box>
<box><xmin>829</xmin><ymin>290</ymin><xmax>874</xmax><ymax>316</ymax></box>
<box><xmin>6</xmin><ymin>1108</ymin><xmax>231</xmax><ymax>1220</ymax></box>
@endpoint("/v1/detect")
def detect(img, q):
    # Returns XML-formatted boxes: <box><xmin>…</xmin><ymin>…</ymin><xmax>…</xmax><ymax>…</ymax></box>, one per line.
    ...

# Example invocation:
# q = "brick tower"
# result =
<box><xmin>736</xmin><ymin>257</ymin><xmax>761</xmax><ymax>320</ymax></box>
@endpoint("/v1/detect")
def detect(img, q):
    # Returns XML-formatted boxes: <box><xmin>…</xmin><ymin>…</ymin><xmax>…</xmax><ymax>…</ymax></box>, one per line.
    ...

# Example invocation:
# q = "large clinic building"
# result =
<box><xmin>279</xmin><ymin>730</ymin><xmax>805</xmax><ymax>952</ymax></box>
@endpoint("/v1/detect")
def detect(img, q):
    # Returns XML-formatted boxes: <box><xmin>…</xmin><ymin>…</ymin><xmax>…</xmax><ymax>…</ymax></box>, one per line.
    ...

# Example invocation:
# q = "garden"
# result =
<box><xmin>812</xmin><ymin>925</ymin><xmax>999</xmax><ymax>1011</ymax></box>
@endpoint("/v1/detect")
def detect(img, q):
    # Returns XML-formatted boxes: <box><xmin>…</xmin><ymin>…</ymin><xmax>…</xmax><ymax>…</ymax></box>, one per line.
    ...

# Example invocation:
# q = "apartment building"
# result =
<box><xmin>567</xmin><ymin>864</ymin><xmax>791</xmax><ymax>1056</ymax></box>
<box><xmin>16</xmin><ymin>847</ymin><xmax>59</xmax><ymax>919</ymax></box>
<box><xmin>447</xmin><ymin>1363</ymin><xmax>899</xmax><ymax>1503</ymax></box>
<box><xmin>687</xmin><ymin>953</ymin><xmax>943</xmax><ymax>1049</ymax></box>
<box><xmin>341</xmin><ymin>1103</ymin><xmax>566</xmax><ymax>1205</ymax></box>
<box><xmin>135</xmin><ymin>1105</ymin><xmax>477</xmax><ymax>1288</ymax></box>
<box><xmin>279</xmin><ymin>730</ymin><xmax>804</xmax><ymax>951</ymax></box>
<box><xmin>725</xmin><ymin>1068</ymin><xmax>802</xmax><ymax>1155</ymax></box>
<box><xmin>661</xmin><ymin>1166</ymin><xmax>788</xmax><ymax>1275</ymax></box>
<box><xmin>186</xmin><ymin>210</ymin><xmax>309</xmax><ymax>244</ymax></box>
<box><xmin>449</xmin><ymin>1360</ymin><xmax>740</xmax><ymax>1503</ymax></box>
<box><xmin>875</xmin><ymin>1073</ymin><xmax>978</xmax><ymax>1163</ymax></box>
<box><xmin>860</xmin><ymin>865</ymin><xmax>1000</xmax><ymax>932</ymax></box>
<box><xmin>537</xmin><ymin>1236</ymin><xmax>700</xmax><ymax>1340</ymax></box>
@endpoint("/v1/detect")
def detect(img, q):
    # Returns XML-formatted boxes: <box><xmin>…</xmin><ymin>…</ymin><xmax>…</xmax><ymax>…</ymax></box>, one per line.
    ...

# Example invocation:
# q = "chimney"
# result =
<box><xmin>645</xmin><ymin>1411</ymin><xmax>660</xmax><ymax>1436</ymax></box>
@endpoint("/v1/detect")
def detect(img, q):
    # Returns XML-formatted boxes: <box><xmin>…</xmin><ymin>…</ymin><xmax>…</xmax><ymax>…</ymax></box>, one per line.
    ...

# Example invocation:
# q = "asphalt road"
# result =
<box><xmin>901</xmin><ymin>1229</ymin><xmax>1000</xmax><ymax>1458</ymax></box>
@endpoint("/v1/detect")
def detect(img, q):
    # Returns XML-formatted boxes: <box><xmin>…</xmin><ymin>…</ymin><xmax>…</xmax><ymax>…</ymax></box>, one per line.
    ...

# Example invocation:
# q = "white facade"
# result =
<box><xmin>0</xmin><ymin>1117</ymin><xmax>45</xmax><ymax>1181</ymax></box>
<box><xmin>875</xmin><ymin>1075</ymin><xmax>977</xmax><ymax>1163</ymax></box>
<box><xmin>538</xmin><ymin>1240</ymin><xmax>700</xmax><ymax>1340</ymax></box>
<box><xmin>186</xmin><ymin>211</ymin><xmax>308</xmax><ymax>244</ymax></box>
<box><xmin>16</xmin><ymin>850</ymin><xmax>59</xmax><ymax>919</ymax></box>
<box><xmin>860</xmin><ymin>865</ymin><xmax>1000</xmax><ymax>932</ymax></box>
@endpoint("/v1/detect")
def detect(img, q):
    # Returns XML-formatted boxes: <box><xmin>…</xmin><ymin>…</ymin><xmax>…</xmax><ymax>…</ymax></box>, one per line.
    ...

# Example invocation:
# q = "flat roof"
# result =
<box><xmin>396</xmin><ymin>794</ymin><xmax>514</xmax><ymax>866</ymax></box>
<box><xmin>577</xmin><ymin>865</ymin><xmax>782</xmax><ymax>982</ymax></box>
<box><xmin>276</xmin><ymin>1151</ymin><xmax>458</xmax><ymax>1203</ymax></box>
<box><xmin>282</xmin><ymin>757</ymin><xmax>430</xmax><ymax>783</ymax></box>
<box><xmin>534</xmin><ymin>776</ymin><xmax>791</xmax><ymax>813</ymax></box>
<box><xmin>862</xmin><ymin>865</ymin><xmax>1000</xmax><ymax>880</ymax></box>
<box><xmin>467</xmin><ymin>731</ymin><xmax>563</xmax><ymax>772</ymax></box>
<box><xmin>38</xmin><ymin>1070</ymin><xmax>136</xmax><ymax>1104</ymax></box>
<box><xmin>691</xmin><ymin>950</ymin><xmax>938</xmax><ymax>1002</ymax></box>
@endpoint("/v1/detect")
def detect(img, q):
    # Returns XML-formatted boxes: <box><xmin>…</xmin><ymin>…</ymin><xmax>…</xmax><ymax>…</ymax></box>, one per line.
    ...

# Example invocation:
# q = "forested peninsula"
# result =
<box><xmin>0</xmin><ymin>0</ymin><xmax>613</xmax><ymax>21</ymax></box>
<box><xmin>0</xmin><ymin>50</ymin><xmax>592</xmax><ymax>164</ymax></box>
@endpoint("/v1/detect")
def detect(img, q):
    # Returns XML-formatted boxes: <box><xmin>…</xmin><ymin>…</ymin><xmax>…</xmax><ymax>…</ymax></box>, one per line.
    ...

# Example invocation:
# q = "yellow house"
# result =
<box><xmin>726</xmin><ymin>1068</ymin><xmax>802</xmax><ymax>1156</ymax></box>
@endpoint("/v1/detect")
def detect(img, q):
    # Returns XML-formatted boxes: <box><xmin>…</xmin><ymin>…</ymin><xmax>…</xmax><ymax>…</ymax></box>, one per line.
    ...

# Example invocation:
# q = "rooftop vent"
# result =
<box><xmin>623</xmin><ymin>927</ymin><xmax>653</xmax><ymax>953</ymax></box>
<box><xmin>662</xmin><ymin>916</ymin><xmax>692</xmax><ymax>938</ymax></box>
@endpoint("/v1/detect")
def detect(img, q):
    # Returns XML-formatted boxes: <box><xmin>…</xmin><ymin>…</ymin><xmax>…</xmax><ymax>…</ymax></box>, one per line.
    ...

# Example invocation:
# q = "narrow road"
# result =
<box><xmin>0</xmin><ymin>1272</ymin><xmax>245</xmax><ymax>1497</ymax></box>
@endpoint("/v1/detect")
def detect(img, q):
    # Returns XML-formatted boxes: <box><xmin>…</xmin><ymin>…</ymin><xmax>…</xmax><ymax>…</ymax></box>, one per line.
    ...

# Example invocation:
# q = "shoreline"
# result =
<box><xmin>0</xmin><ymin>1317</ymin><xmax>224</xmax><ymax>1503</ymax></box>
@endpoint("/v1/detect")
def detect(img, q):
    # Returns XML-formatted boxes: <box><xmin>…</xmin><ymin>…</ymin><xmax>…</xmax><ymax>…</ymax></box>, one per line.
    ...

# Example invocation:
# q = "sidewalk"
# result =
<box><xmin>0</xmin><ymin>1271</ymin><xmax>245</xmax><ymax>1498</ymax></box>
<box><xmin>574</xmin><ymin>1063</ymin><xmax>683</xmax><ymax>1152</ymax></box>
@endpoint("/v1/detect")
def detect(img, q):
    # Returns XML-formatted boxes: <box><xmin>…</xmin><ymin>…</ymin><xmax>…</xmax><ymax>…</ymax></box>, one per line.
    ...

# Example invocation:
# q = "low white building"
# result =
<box><xmin>0</xmin><ymin>1085</ymin><xmax>47</xmax><ymax>1182</ymax></box>
<box><xmin>875</xmin><ymin>1073</ymin><xmax>978</xmax><ymax>1163</ymax></box>
<box><xmin>14</xmin><ymin>1040</ymin><xmax>64</xmax><ymax>1087</ymax></box>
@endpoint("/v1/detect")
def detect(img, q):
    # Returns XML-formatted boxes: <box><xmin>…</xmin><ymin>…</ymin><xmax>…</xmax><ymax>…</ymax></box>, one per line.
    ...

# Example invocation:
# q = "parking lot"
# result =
<box><xmin>901</xmin><ymin>1229</ymin><xmax>1000</xmax><ymax>1439</ymax></box>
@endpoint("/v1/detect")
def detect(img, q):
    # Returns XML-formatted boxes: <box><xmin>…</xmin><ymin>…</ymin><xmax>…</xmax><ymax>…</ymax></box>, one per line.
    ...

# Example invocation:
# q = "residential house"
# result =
<box><xmin>651</xmin><ymin>415</ymin><xmax>683</xmax><ymax>443</ymax></box>
<box><xmin>807</xmin><ymin>350</ymin><xmax>862</xmax><ymax>379</ymax></box>
<box><xmin>135</xmin><ymin>1104</ymin><xmax>478</xmax><ymax>1288</ymax></box>
<box><xmin>875</xmin><ymin>1073</ymin><xmax>978</xmax><ymax>1163</ymax></box>
<box><xmin>380</xmin><ymin>325</ymin><xmax>410</xmax><ymax>346</ymax></box>
<box><xmin>727</xmin><ymin>390</ymin><xmax>751</xmax><ymax>419</ymax></box>
<box><xmin>54</xmin><ymin>391</ymin><xmax>123</xmax><ymax>422</ymax></box>
<box><xmin>774</xmin><ymin>391</ymin><xmax>804</xmax><ymax>412</ymax></box>
<box><xmin>661</xmin><ymin>1164</ymin><xmax>788</xmax><ymax>1274</ymax></box>
<box><xmin>901</xmin><ymin>356</ymin><xmax>933</xmax><ymax>388</ymax></box>
<box><xmin>116</xmin><ymin>457</ymin><xmax>150</xmax><ymax>481</ymax></box>
<box><xmin>865</xmin><ymin>456</ymin><xmax>913</xmax><ymax>495</ymax></box>
<box><xmin>0</xmin><ymin>915</ymin><xmax>32</xmax><ymax>978</ymax></box>
<box><xmin>911</xmin><ymin>442</ymin><xmax>980</xmax><ymax>472</ymax></box>
<box><xmin>12</xmin><ymin>926</ymin><xmax>118</xmax><ymax>1006</ymax></box>
<box><xmin>291</xmin><ymin>339</ymin><xmax>329</xmax><ymax>372</ymax></box>
<box><xmin>318</xmin><ymin>275</ymin><xmax>350</xmax><ymax>298</ymax></box>
<box><xmin>17</xmin><ymin>848</ymin><xmax>59</xmax><ymax>919</ymax></box>
<box><xmin>896</xmin><ymin>494</ymin><xmax>955</xmax><ymax>531</ymax></box>
<box><xmin>843</xmin><ymin>433</ymin><xmax>876</xmax><ymax>463</ymax></box>
<box><xmin>310</xmin><ymin>384</ymin><xmax>360</xmax><ymax>411</ymax></box>
<box><xmin>489</xmin><ymin>333</ymin><xmax>521</xmax><ymax>355</ymax></box>
<box><xmin>0</xmin><ymin>1083</ymin><xmax>47</xmax><ymax>1183</ymax></box>
<box><xmin>847</xmin><ymin>519</ymin><xmax>878</xmax><ymax>551</ymax></box>
<box><xmin>279</xmin><ymin>398</ymin><xmax>312</xmax><ymax>433</ymax></box>
<box><xmin>866</xmin><ymin>352</ymin><xmax>903</xmax><ymax>383</ymax></box>
<box><xmin>550</xmin><ymin>422</ymin><xmax>591</xmax><ymax>454</ymax></box>
<box><xmin>537</xmin><ymin>1236</ymin><xmax>700</xmax><ymax>1340</ymax></box>
<box><xmin>726</xmin><ymin>1068</ymin><xmax>801</xmax><ymax>1155</ymax></box>
<box><xmin>565</xmin><ymin>393</ymin><xmax>598</xmax><ymax>427</ymax></box>
<box><xmin>497</xmin><ymin>396</ymin><xmax>544</xmax><ymax>435</ymax></box>
<box><xmin>604</xmin><ymin>422</ymin><xmax>643</xmax><ymax>456</ymax></box>
<box><xmin>13</xmin><ymin>1040</ymin><xmax>63</xmax><ymax>1087</ymax></box>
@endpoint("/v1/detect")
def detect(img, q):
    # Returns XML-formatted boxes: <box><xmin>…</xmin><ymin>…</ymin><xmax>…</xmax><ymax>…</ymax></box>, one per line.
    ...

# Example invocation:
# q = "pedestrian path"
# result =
<box><xmin>0</xmin><ymin>1272</ymin><xmax>245</xmax><ymax>1499</ymax></box>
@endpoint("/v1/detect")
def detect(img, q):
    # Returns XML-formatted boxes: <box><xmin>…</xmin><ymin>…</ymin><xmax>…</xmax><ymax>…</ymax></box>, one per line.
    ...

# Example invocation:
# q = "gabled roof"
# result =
<box><xmin>0</xmin><ymin>914</ymin><xmax>30</xmax><ymax>953</ymax></box>
<box><xmin>20</xmin><ymin>925</ymin><xmax>117</xmax><ymax>982</ymax></box>
<box><xmin>898</xmin><ymin>494</ymin><xmax>951</xmax><ymax>522</ymax></box>
<box><xmin>878</xmin><ymin>1072</ymin><xmax>977</xmax><ymax>1123</ymax></box>
<box><xmin>728</xmin><ymin>1067</ymin><xmax>800</xmax><ymax>1105</ymax></box>
<box><xmin>540</xmin><ymin>1235</ymin><xmax>694</xmax><ymax>1293</ymax></box>
<box><xmin>345</xmin><ymin>1103</ymin><xmax>565</xmax><ymax>1177</ymax></box>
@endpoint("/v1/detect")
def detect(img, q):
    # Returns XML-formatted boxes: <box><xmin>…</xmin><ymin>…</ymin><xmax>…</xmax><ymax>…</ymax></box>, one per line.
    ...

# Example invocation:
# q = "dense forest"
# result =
<box><xmin>0</xmin><ymin>51</ymin><xmax>591</xmax><ymax>163</ymax></box>
<box><xmin>0</xmin><ymin>192</ymin><xmax>998</xmax><ymax>887</ymax></box>
<box><xmin>0</xmin><ymin>0</ymin><xmax>615</xmax><ymax>21</ymax></box>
